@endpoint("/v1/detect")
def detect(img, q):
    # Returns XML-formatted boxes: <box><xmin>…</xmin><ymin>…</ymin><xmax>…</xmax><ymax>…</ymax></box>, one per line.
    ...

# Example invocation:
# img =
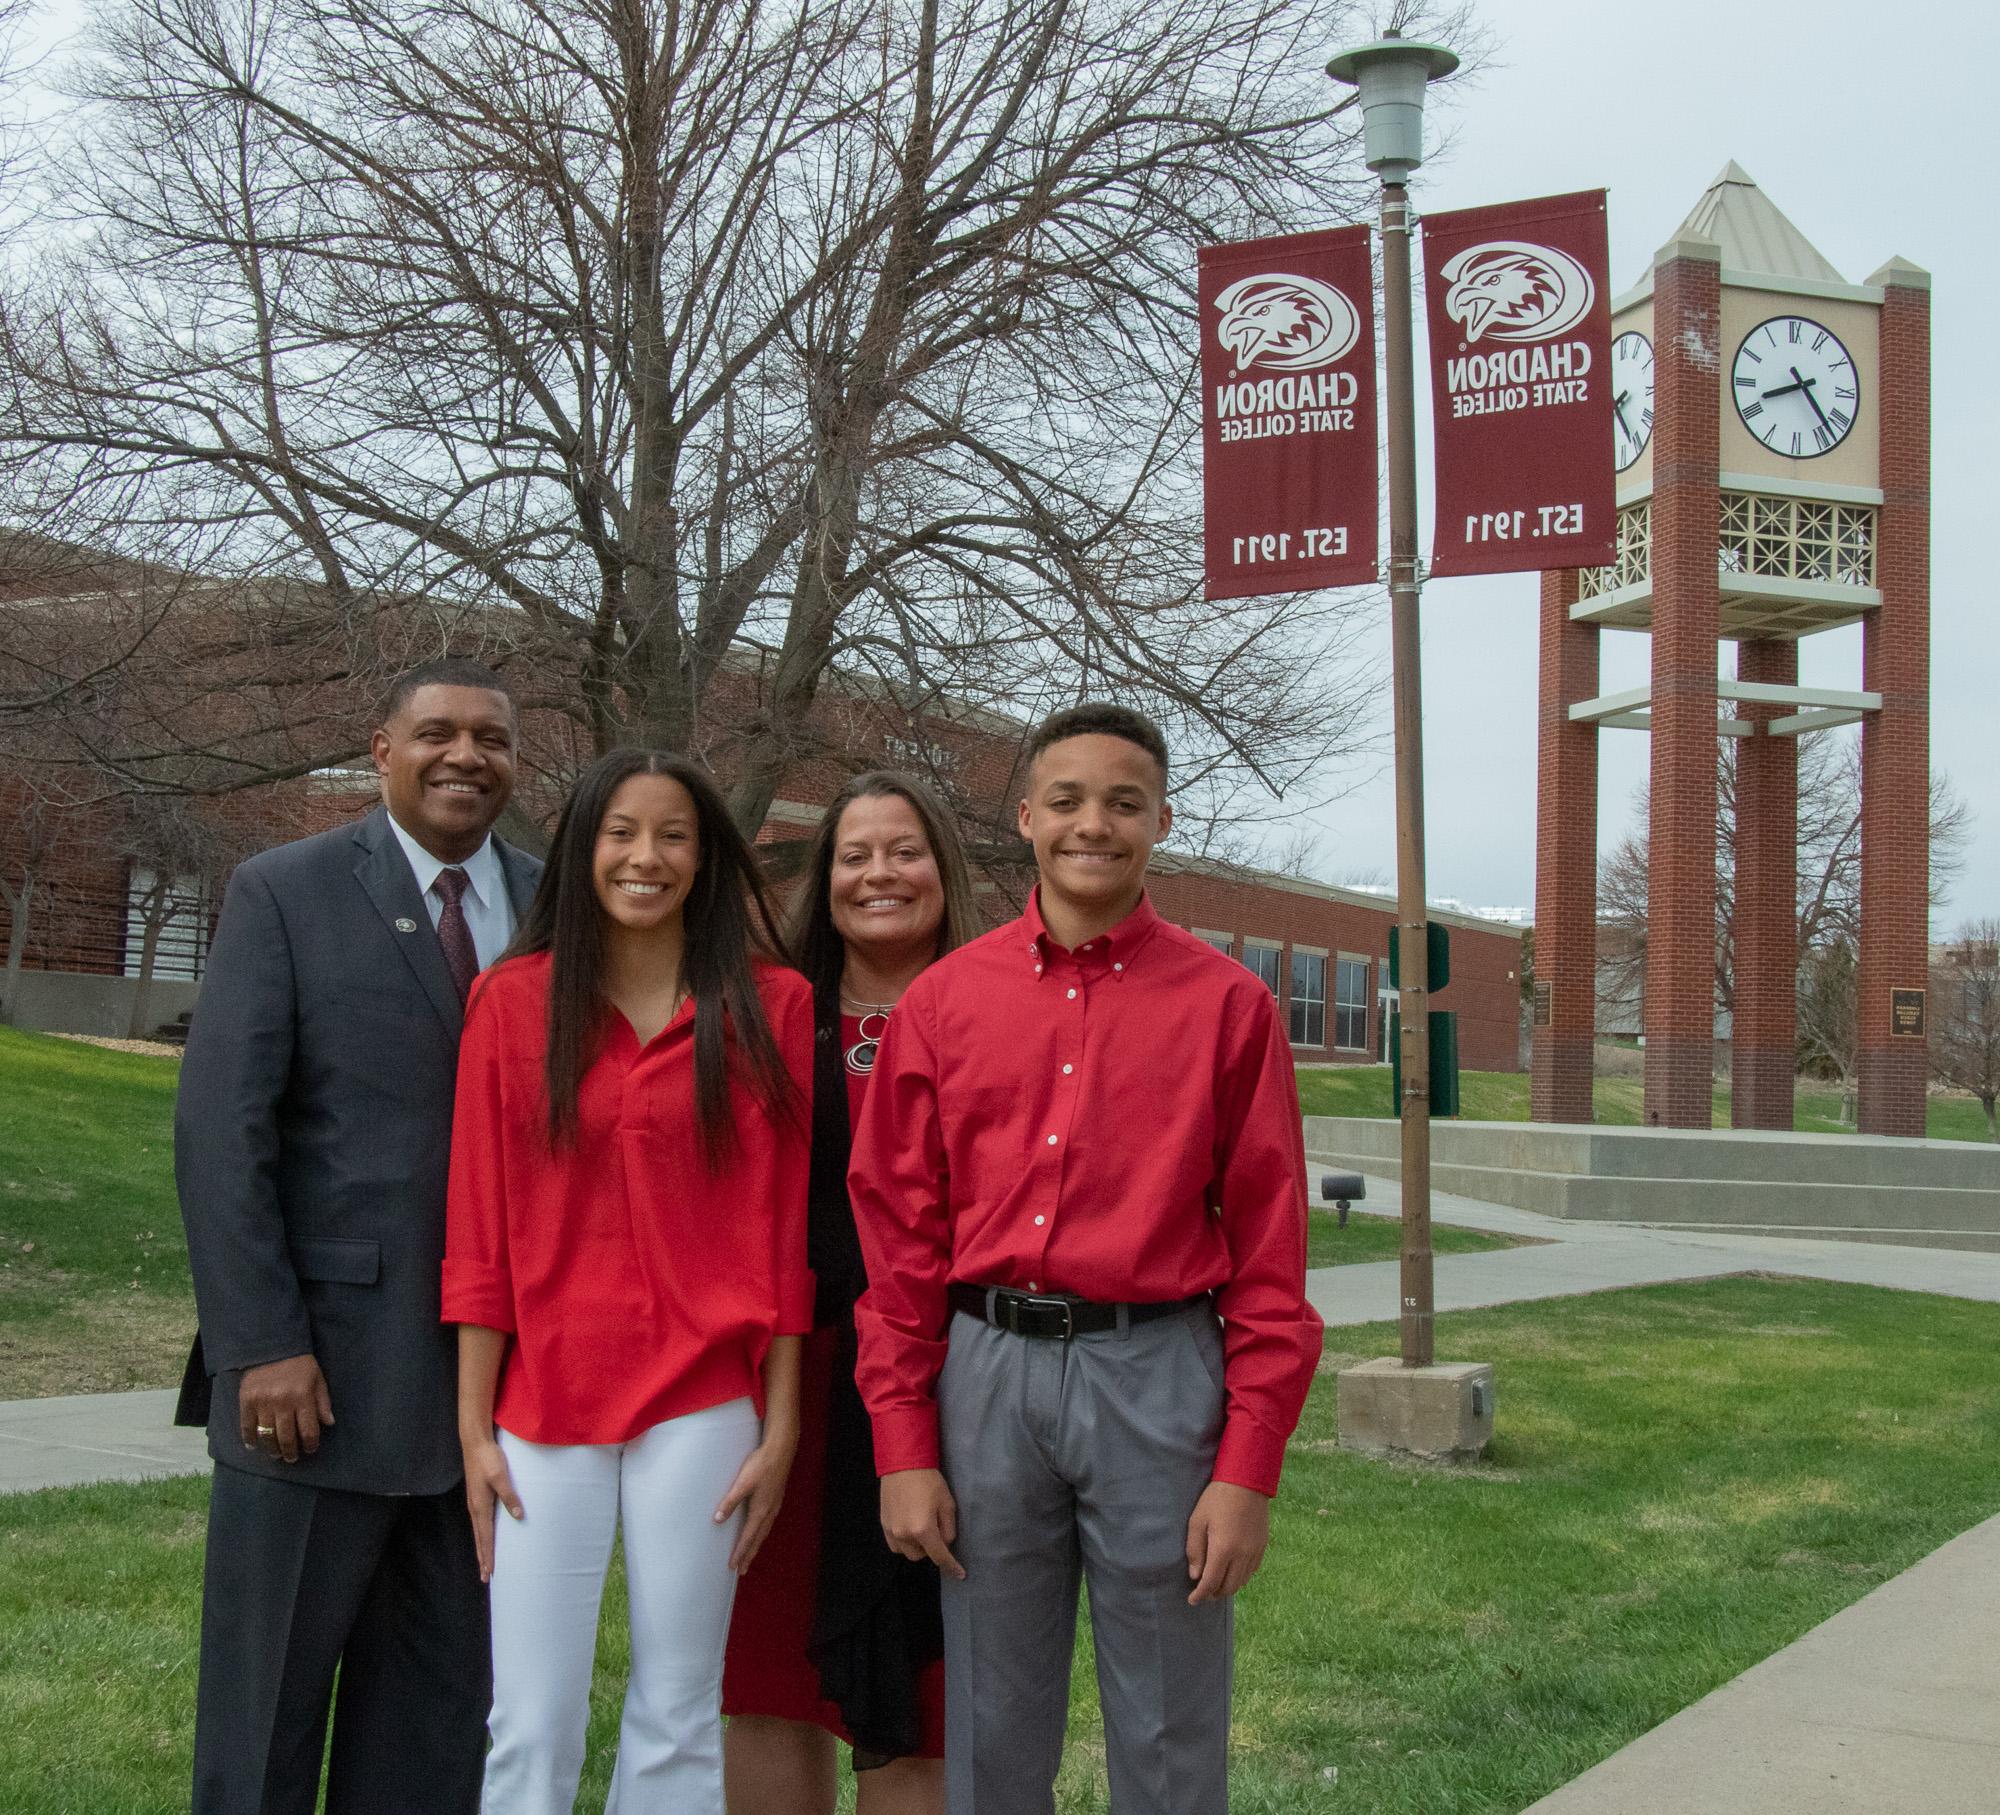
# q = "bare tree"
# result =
<box><xmin>116</xmin><ymin>795</ymin><xmax>263</xmax><ymax>1037</ymax></box>
<box><xmin>1598</xmin><ymin>731</ymin><xmax>1969</xmax><ymax>1022</ymax></box>
<box><xmin>1796</xmin><ymin>934</ymin><xmax>1859</xmax><ymax>1124</ymax></box>
<box><xmin>0</xmin><ymin>0</ymin><xmax>1429</xmax><ymax>837</ymax></box>
<box><xmin>1933</xmin><ymin>923</ymin><xmax>2000</xmax><ymax>1141</ymax></box>
<box><xmin>0</xmin><ymin>769</ymin><xmax>78</xmax><ymax>1024</ymax></box>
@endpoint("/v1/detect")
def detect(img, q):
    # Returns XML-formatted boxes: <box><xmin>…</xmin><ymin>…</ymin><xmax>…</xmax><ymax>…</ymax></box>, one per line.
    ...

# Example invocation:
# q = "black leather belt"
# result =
<box><xmin>948</xmin><ymin>1282</ymin><xmax>1206</xmax><ymax>1341</ymax></box>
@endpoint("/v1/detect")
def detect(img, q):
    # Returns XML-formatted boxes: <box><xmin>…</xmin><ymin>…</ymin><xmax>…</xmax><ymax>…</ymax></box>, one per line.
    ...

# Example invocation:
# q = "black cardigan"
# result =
<box><xmin>804</xmin><ymin>985</ymin><xmax>944</xmax><ymax>1765</ymax></box>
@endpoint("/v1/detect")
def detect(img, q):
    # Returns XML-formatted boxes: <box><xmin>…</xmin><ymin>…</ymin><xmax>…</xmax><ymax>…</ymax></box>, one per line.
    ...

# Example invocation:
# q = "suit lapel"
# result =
<box><xmin>352</xmin><ymin>808</ymin><xmax>464</xmax><ymax>1039</ymax></box>
<box><xmin>496</xmin><ymin>838</ymin><xmax>543</xmax><ymax>927</ymax></box>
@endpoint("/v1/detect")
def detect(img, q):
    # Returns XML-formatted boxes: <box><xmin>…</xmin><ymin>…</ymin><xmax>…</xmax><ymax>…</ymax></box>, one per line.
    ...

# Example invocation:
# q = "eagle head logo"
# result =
<box><xmin>1213</xmin><ymin>273</ymin><xmax>1361</xmax><ymax>374</ymax></box>
<box><xmin>1440</xmin><ymin>241</ymin><xmax>1595</xmax><ymax>345</ymax></box>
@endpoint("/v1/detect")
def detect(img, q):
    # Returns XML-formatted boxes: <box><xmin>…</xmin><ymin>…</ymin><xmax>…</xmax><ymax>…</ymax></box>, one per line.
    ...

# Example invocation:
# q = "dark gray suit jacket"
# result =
<box><xmin>175</xmin><ymin>806</ymin><xmax>542</xmax><ymax>1497</ymax></box>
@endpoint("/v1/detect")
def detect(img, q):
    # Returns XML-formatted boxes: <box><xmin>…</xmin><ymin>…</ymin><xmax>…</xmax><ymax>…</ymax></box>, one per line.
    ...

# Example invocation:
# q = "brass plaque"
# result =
<box><xmin>1891</xmin><ymin>988</ymin><xmax>1926</xmax><ymax>1038</ymax></box>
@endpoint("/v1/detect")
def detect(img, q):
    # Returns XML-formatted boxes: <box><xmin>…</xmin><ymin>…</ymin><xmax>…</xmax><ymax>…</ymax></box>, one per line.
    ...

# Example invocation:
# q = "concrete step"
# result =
<box><xmin>1303</xmin><ymin>1115</ymin><xmax>2000</xmax><ymax>1191</ymax></box>
<box><xmin>1653</xmin><ymin>1224</ymin><xmax>2000</xmax><ymax>1255</ymax></box>
<box><xmin>1306</xmin><ymin>1140</ymin><xmax>2000</xmax><ymax>1249</ymax></box>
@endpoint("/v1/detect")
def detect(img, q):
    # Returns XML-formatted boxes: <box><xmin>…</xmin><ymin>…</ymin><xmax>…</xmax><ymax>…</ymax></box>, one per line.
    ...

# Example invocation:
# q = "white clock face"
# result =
<box><xmin>1610</xmin><ymin>330</ymin><xmax>1655</xmax><ymax>472</ymax></box>
<box><xmin>1732</xmin><ymin>316</ymin><xmax>1859</xmax><ymax>459</ymax></box>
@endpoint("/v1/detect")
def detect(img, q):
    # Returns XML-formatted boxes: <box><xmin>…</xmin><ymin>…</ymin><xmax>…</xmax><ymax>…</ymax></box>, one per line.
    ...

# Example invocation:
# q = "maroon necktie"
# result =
<box><xmin>432</xmin><ymin>867</ymin><xmax>479</xmax><ymax>1002</ymax></box>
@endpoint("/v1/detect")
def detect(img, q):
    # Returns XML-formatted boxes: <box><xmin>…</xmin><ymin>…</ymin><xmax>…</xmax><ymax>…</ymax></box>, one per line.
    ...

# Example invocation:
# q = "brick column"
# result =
<box><xmin>1731</xmin><ymin>639</ymin><xmax>1798</xmax><ymax>1129</ymax></box>
<box><xmin>1643</xmin><ymin>240</ymin><xmax>1722</xmax><ymax>1127</ymax></box>
<box><xmin>1532</xmin><ymin>567</ymin><xmax>1598</xmax><ymax>1122</ymax></box>
<box><xmin>1858</xmin><ymin>263</ymin><xmax>1931</xmax><ymax>1136</ymax></box>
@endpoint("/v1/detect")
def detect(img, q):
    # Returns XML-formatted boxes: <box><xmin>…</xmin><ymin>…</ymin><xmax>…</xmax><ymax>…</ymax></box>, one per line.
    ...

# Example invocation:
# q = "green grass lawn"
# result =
<box><xmin>1298</xmin><ymin>1064</ymin><xmax>1993</xmax><ymax>1140</ymax></box>
<box><xmin>1307</xmin><ymin>1208</ymin><xmax>1528</xmax><ymax>1269</ymax></box>
<box><xmin>7</xmin><ymin>1276</ymin><xmax>2000</xmax><ymax>1813</ymax></box>
<box><xmin>0</xmin><ymin>1027</ymin><xmax>191</xmax><ymax>1398</ymax></box>
<box><xmin>0</xmin><ymin>1027</ymin><xmax>1983</xmax><ymax>1403</ymax></box>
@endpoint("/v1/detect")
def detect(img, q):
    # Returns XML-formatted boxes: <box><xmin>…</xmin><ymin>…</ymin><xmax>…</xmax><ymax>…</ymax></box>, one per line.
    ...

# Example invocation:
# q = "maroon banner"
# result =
<box><xmin>1199</xmin><ymin>226</ymin><xmax>1377</xmax><ymax>600</ymax></box>
<box><xmin>1421</xmin><ymin>190</ymin><xmax>1615</xmax><ymax>578</ymax></box>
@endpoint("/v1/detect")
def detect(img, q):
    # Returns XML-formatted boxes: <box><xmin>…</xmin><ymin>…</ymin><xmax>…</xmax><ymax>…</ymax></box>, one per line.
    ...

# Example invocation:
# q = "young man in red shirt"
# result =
<box><xmin>848</xmin><ymin>704</ymin><xmax>1323</xmax><ymax>1814</ymax></box>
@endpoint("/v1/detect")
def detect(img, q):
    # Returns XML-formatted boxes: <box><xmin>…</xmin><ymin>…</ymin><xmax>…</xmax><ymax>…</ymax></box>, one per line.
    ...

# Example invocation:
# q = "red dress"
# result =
<box><xmin>722</xmin><ymin>1013</ymin><xmax>947</xmax><ymax>1757</ymax></box>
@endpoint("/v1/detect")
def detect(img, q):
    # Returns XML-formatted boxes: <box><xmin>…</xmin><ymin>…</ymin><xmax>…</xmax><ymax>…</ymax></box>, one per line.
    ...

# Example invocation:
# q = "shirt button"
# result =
<box><xmin>1034</xmin><ymin>1215</ymin><xmax>1046</xmax><ymax>1226</ymax></box>
<box><xmin>1029</xmin><ymin>1281</ymin><xmax>1039</xmax><ymax>1292</ymax></box>
<box><xmin>1066</xmin><ymin>987</ymin><xmax>1077</xmax><ymax>1000</ymax></box>
<box><xmin>1035</xmin><ymin>965</ymin><xmax>1043</xmax><ymax>976</ymax></box>
<box><xmin>1046</xmin><ymin>1134</ymin><xmax>1058</xmax><ymax>1145</ymax></box>
<box><xmin>1113</xmin><ymin>962</ymin><xmax>1123</xmax><ymax>972</ymax></box>
<box><xmin>1062</xmin><ymin>1063</ymin><xmax>1074</xmax><ymax>1075</ymax></box>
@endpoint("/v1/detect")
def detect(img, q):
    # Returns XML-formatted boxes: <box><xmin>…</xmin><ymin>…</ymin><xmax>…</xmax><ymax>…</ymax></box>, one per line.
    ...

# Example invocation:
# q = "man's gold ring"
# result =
<box><xmin>256</xmin><ymin>1425</ymin><xmax>277</xmax><ymax>1437</ymax></box>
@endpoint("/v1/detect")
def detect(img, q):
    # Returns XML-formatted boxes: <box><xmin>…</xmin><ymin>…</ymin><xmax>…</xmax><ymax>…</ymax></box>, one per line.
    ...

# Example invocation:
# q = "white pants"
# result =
<box><xmin>483</xmin><ymin>1398</ymin><xmax>760</xmax><ymax>1814</ymax></box>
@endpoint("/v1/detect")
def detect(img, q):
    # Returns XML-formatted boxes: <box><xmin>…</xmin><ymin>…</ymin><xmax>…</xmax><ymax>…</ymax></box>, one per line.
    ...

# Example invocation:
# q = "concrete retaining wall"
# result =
<box><xmin>2</xmin><ymin>971</ymin><xmax>199</xmax><ymax>1040</ymax></box>
<box><xmin>1305</xmin><ymin>1116</ymin><xmax>2000</xmax><ymax>1253</ymax></box>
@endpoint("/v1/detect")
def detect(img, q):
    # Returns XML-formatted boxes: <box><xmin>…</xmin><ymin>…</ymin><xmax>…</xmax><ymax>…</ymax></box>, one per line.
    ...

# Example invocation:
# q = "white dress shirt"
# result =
<box><xmin>385</xmin><ymin>814</ymin><xmax>517</xmax><ymax>970</ymax></box>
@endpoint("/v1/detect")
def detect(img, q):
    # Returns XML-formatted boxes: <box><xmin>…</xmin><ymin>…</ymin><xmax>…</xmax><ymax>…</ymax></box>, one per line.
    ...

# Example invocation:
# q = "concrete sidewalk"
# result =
<box><xmin>1304</xmin><ymin>1181</ymin><xmax>2000</xmax><ymax>1328</ymax></box>
<box><xmin>0</xmin><ymin>1387</ymin><xmax>205</xmax><ymax>1493</ymax></box>
<box><xmin>1520</xmin><ymin>1511</ymin><xmax>2000</xmax><ymax>1814</ymax></box>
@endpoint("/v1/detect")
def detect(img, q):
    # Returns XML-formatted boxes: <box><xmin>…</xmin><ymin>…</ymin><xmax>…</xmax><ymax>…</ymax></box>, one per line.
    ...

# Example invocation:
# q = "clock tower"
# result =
<box><xmin>1532</xmin><ymin>163</ymin><xmax>1931</xmax><ymax>1135</ymax></box>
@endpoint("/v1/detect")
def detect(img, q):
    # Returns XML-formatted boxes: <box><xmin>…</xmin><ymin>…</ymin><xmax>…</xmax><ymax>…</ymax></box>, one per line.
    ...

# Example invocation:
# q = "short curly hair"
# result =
<box><xmin>1025</xmin><ymin>703</ymin><xmax>1169</xmax><ymax>785</ymax></box>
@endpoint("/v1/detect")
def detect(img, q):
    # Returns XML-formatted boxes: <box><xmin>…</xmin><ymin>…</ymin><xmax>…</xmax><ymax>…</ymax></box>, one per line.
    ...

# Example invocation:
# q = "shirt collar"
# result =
<box><xmin>385</xmin><ymin>811</ymin><xmax>500</xmax><ymax>909</ymax></box>
<box><xmin>1022</xmin><ymin>886</ymin><xmax>1160</xmax><ymax>976</ymax></box>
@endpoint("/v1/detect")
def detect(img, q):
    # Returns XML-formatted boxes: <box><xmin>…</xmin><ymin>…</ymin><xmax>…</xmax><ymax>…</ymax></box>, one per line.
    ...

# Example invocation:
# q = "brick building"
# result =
<box><xmin>3</xmin><ymin>557</ymin><xmax>1526</xmax><ymax>1068</ymax></box>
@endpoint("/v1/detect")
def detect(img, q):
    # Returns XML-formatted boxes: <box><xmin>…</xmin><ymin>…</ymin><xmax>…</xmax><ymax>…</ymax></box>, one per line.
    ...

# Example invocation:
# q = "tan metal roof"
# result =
<box><xmin>1665</xmin><ymin>161</ymin><xmax>1845</xmax><ymax>284</ymax></box>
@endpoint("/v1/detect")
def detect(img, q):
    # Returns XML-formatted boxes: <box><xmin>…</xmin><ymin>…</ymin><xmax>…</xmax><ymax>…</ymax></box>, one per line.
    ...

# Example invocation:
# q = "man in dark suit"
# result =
<box><xmin>175</xmin><ymin>658</ymin><xmax>542</xmax><ymax>1815</ymax></box>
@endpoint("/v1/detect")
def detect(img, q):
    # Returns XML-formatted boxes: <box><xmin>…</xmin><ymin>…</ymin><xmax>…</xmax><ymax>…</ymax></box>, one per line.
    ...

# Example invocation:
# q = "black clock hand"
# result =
<box><xmin>1613</xmin><ymin>390</ymin><xmax>1633</xmax><ymax>441</ymax></box>
<box><xmin>1760</xmin><ymin>377</ymin><xmax>1808</xmax><ymax>400</ymax></box>
<box><xmin>1792</xmin><ymin>367</ymin><xmax>1833</xmax><ymax>433</ymax></box>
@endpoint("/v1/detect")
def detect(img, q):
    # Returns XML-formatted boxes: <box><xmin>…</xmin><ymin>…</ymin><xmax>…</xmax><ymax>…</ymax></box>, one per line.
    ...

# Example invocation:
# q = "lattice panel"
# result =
<box><xmin>1578</xmin><ymin>501</ymin><xmax>1650</xmax><ymax>598</ymax></box>
<box><xmin>1718</xmin><ymin>493</ymin><xmax>1875</xmax><ymax>587</ymax></box>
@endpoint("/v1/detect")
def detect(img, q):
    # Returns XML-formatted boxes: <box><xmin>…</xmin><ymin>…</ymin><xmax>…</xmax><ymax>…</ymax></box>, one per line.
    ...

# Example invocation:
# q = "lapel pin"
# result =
<box><xmin>394</xmin><ymin>917</ymin><xmax>418</xmax><ymax>933</ymax></box>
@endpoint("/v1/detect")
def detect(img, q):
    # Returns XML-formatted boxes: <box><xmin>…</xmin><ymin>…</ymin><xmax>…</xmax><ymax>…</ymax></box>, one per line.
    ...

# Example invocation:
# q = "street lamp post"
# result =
<box><xmin>1327</xmin><ymin>31</ymin><xmax>1458</xmax><ymax>1371</ymax></box>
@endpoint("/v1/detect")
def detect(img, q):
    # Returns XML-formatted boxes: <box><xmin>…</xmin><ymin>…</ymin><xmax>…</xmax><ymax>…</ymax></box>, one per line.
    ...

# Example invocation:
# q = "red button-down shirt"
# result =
<box><xmin>444</xmin><ymin>951</ymin><xmax>815</xmax><ymax>1446</ymax></box>
<box><xmin>849</xmin><ymin>890</ymin><xmax>1321</xmax><ymax>1496</ymax></box>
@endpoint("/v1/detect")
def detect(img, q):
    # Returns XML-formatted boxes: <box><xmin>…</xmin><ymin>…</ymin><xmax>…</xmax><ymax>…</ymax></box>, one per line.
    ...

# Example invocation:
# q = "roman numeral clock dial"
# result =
<box><xmin>1611</xmin><ymin>330</ymin><xmax>1655</xmax><ymax>471</ymax></box>
<box><xmin>1732</xmin><ymin>315</ymin><xmax>1858</xmax><ymax>458</ymax></box>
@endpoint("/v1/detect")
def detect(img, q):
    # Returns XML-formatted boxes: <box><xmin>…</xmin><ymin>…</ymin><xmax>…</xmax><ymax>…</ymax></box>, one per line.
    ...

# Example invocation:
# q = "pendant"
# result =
<box><xmin>844</xmin><ymin>1009</ymin><xmax>890</xmax><ymax>1077</ymax></box>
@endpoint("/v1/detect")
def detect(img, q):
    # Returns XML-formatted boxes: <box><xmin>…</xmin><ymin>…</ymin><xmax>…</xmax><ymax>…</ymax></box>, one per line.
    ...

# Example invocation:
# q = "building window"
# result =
<box><xmin>1334</xmin><ymin>955</ymin><xmax>1370</xmax><ymax>1051</ymax></box>
<box><xmin>1193</xmin><ymin>928</ymin><xmax>1234</xmax><ymax>956</ymax></box>
<box><xmin>1289</xmin><ymin>949</ymin><xmax>1326</xmax><ymax>1047</ymax></box>
<box><xmin>1243</xmin><ymin>941</ymin><xmax>1280</xmax><ymax>997</ymax></box>
<box><xmin>123</xmin><ymin>869</ymin><xmax>211</xmax><ymax>982</ymax></box>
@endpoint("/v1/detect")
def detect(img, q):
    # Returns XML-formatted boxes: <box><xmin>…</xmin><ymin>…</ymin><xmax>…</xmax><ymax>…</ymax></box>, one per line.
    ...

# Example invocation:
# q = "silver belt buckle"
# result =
<box><xmin>1021</xmin><ymin>1293</ymin><xmax>1074</xmax><ymax>1340</ymax></box>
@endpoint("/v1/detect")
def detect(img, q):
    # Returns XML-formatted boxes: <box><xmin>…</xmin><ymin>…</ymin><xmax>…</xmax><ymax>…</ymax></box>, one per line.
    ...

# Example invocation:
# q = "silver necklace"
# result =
<box><xmin>840</xmin><ymin>992</ymin><xmax>895</xmax><ymax>1076</ymax></box>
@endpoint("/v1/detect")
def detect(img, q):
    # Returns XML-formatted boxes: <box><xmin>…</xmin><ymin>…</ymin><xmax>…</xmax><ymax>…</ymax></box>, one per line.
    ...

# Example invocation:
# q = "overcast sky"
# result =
<box><xmin>1305</xmin><ymin>0</ymin><xmax>1997</xmax><ymax>931</ymax></box>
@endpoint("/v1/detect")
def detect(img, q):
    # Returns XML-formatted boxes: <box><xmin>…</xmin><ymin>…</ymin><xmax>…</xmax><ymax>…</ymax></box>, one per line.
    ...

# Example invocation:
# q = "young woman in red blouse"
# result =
<box><xmin>721</xmin><ymin>771</ymin><xmax>977</xmax><ymax>1815</ymax></box>
<box><xmin>445</xmin><ymin>750</ymin><xmax>813</xmax><ymax>1815</ymax></box>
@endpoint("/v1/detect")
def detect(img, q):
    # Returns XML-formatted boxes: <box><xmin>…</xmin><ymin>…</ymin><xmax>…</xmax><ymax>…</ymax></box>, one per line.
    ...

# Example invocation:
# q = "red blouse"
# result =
<box><xmin>443</xmin><ymin>951</ymin><xmax>815</xmax><ymax>1446</ymax></box>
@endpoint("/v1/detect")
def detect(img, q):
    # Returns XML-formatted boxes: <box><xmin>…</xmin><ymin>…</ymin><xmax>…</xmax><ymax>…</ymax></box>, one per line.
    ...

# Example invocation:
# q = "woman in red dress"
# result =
<box><xmin>723</xmin><ymin>770</ymin><xmax>979</xmax><ymax>1814</ymax></box>
<box><xmin>448</xmin><ymin>751</ymin><xmax>812</xmax><ymax>1813</ymax></box>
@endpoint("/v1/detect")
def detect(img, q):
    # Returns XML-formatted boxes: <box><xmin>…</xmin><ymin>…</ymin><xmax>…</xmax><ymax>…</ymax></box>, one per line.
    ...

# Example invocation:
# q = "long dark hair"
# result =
<box><xmin>786</xmin><ymin>769</ymin><xmax>981</xmax><ymax>998</ymax></box>
<box><xmin>503</xmin><ymin>750</ymin><xmax>800</xmax><ymax>1163</ymax></box>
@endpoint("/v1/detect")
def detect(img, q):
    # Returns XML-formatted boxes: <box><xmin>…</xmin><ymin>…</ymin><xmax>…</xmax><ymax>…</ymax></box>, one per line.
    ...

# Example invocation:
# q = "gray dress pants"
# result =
<box><xmin>936</xmin><ymin>1299</ymin><xmax>1232</xmax><ymax>1815</ymax></box>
